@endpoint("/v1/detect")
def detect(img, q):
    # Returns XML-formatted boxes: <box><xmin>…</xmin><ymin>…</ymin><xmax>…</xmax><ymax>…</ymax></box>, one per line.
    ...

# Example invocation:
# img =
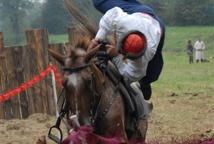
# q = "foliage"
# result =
<box><xmin>0</xmin><ymin>0</ymin><xmax>33</xmax><ymax>43</ymax></box>
<box><xmin>41</xmin><ymin>0</ymin><xmax>70</xmax><ymax>34</ymax></box>
<box><xmin>1</xmin><ymin>0</ymin><xmax>214</xmax><ymax>45</ymax></box>
<box><xmin>173</xmin><ymin>0</ymin><xmax>214</xmax><ymax>26</ymax></box>
<box><xmin>140</xmin><ymin>0</ymin><xmax>214</xmax><ymax>26</ymax></box>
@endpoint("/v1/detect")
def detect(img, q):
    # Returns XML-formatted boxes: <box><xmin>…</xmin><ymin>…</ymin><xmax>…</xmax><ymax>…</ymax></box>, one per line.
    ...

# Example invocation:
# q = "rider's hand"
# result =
<box><xmin>86</xmin><ymin>39</ymin><xmax>101</xmax><ymax>61</ymax></box>
<box><xmin>87</xmin><ymin>39</ymin><xmax>99</xmax><ymax>52</ymax></box>
<box><xmin>106</xmin><ymin>44</ymin><xmax>119</xmax><ymax>58</ymax></box>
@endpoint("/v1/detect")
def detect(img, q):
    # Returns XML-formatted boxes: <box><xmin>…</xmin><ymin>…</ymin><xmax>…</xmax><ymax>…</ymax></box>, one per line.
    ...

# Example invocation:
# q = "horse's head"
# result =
<box><xmin>49</xmin><ymin>36</ymin><xmax>105</xmax><ymax>126</ymax></box>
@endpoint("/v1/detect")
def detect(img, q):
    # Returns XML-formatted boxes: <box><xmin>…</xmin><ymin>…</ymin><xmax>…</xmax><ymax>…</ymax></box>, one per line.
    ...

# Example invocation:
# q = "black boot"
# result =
<box><xmin>140</xmin><ymin>84</ymin><xmax>152</xmax><ymax>100</ymax></box>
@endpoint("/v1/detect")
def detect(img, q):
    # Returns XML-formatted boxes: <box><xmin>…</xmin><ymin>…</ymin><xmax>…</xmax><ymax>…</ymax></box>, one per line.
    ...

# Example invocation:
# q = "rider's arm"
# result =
<box><xmin>95</xmin><ymin>7</ymin><xmax>126</xmax><ymax>41</ymax></box>
<box><xmin>112</xmin><ymin>55</ymin><xmax>147</xmax><ymax>82</ymax></box>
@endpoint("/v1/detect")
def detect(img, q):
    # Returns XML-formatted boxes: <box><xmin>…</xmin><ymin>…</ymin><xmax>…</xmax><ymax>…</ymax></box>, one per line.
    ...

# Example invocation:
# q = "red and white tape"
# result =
<box><xmin>0</xmin><ymin>64</ymin><xmax>62</xmax><ymax>103</ymax></box>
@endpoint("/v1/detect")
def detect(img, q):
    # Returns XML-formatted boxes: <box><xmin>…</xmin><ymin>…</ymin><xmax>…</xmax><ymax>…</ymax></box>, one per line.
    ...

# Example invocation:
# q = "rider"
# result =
<box><xmin>89</xmin><ymin>0</ymin><xmax>165</xmax><ymax>101</ymax></box>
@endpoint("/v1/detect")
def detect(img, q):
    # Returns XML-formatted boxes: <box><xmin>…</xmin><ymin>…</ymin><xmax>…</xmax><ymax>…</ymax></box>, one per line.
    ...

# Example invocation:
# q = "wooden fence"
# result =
<box><xmin>0</xmin><ymin>28</ymin><xmax>81</xmax><ymax>119</ymax></box>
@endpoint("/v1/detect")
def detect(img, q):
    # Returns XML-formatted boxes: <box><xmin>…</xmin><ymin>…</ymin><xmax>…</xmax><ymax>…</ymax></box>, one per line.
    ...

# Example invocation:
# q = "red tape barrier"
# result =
<box><xmin>0</xmin><ymin>64</ymin><xmax>62</xmax><ymax>103</ymax></box>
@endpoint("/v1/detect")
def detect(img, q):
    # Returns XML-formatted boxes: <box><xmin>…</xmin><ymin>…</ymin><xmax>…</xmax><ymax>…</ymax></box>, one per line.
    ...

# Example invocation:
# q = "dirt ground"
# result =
<box><xmin>0</xmin><ymin>114</ymin><xmax>56</xmax><ymax>144</ymax></box>
<box><xmin>0</xmin><ymin>93</ymin><xmax>213</xmax><ymax>144</ymax></box>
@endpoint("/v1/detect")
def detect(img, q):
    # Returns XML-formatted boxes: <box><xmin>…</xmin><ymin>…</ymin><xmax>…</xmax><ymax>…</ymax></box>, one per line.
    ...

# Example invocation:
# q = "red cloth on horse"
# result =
<box><xmin>62</xmin><ymin>126</ymin><xmax>145</xmax><ymax>144</ymax></box>
<box><xmin>62</xmin><ymin>126</ymin><xmax>120</xmax><ymax>144</ymax></box>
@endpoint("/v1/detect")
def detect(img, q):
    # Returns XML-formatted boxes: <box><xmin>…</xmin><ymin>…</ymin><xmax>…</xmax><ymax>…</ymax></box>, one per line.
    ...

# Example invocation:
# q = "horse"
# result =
<box><xmin>48</xmin><ymin>35</ymin><xmax>148</xmax><ymax>144</ymax></box>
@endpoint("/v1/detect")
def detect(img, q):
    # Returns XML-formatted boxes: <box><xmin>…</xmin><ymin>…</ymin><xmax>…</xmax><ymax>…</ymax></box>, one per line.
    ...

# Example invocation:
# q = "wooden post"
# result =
<box><xmin>0</xmin><ymin>32</ymin><xmax>5</xmax><ymax>119</ymax></box>
<box><xmin>0</xmin><ymin>47</ymin><xmax>14</xmax><ymax>119</ymax></box>
<box><xmin>25</xmin><ymin>29</ymin><xmax>50</xmax><ymax>114</ymax></box>
<box><xmin>0</xmin><ymin>32</ymin><xmax>3</xmax><ymax>53</ymax></box>
<box><xmin>12</xmin><ymin>46</ymin><xmax>29</xmax><ymax>118</ymax></box>
<box><xmin>3</xmin><ymin>47</ymin><xmax>21</xmax><ymax>119</ymax></box>
<box><xmin>48</xmin><ymin>43</ymin><xmax>65</xmax><ymax>114</ymax></box>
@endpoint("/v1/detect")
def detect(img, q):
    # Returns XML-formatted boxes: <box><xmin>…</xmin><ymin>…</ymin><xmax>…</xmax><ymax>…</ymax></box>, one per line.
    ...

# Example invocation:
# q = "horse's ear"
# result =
<box><xmin>48</xmin><ymin>49</ymin><xmax>65</xmax><ymax>66</ymax></box>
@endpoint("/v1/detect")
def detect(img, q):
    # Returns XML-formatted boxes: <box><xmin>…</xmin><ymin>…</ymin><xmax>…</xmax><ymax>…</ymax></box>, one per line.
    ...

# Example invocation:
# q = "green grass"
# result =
<box><xmin>165</xmin><ymin>26</ymin><xmax>214</xmax><ymax>53</ymax></box>
<box><xmin>158</xmin><ymin>26</ymin><xmax>214</xmax><ymax>96</ymax></box>
<box><xmin>153</xmin><ymin>52</ymin><xmax>214</xmax><ymax>96</ymax></box>
<box><xmin>49</xmin><ymin>34</ymin><xmax>68</xmax><ymax>44</ymax></box>
<box><xmin>148</xmin><ymin>51</ymin><xmax>214</xmax><ymax>142</ymax></box>
<box><xmin>148</xmin><ymin>27</ymin><xmax>214</xmax><ymax>141</ymax></box>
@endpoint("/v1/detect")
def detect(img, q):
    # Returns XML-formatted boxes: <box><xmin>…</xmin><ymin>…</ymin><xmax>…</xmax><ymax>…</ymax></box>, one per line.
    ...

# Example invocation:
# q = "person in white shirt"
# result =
<box><xmin>88</xmin><ymin>4</ymin><xmax>165</xmax><ymax>100</ymax></box>
<box><xmin>194</xmin><ymin>38</ymin><xmax>206</xmax><ymax>63</ymax></box>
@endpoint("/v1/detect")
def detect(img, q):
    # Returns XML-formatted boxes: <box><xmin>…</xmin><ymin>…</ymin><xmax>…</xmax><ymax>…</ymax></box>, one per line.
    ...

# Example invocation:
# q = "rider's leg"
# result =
<box><xmin>130</xmin><ymin>82</ymin><xmax>153</xmax><ymax>118</ymax></box>
<box><xmin>139</xmin><ymin>32</ymin><xmax>165</xmax><ymax>100</ymax></box>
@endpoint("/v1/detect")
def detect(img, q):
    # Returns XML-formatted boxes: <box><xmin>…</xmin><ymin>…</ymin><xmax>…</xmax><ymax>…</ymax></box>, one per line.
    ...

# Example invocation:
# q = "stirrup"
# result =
<box><xmin>48</xmin><ymin>113</ymin><xmax>64</xmax><ymax>144</ymax></box>
<box><xmin>48</xmin><ymin>125</ymin><xmax>63</xmax><ymax>144</ymax></box>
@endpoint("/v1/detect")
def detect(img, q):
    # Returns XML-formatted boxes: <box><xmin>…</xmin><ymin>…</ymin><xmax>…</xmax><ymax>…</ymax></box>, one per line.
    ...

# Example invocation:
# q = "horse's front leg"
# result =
<box><xmin>105</xmin><ymin>95</ymin><xmax>128</xmax><ymax>143</ymax></box>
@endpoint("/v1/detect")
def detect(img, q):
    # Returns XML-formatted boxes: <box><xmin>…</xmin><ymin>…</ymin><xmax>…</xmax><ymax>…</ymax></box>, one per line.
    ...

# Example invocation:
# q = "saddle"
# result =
<box><xmin>96</xmin><ymin>42</ymin><xmax>153</xmax><ymax>137</ymax></box>
<box><xmin>105</xmin><ymin>62</ymin><xmax>153</xmax><ymax>137</ymax></box>
<box><xmin>106</xmin><ymin>62</ymin><xmax>153</xmax><ymax>119</ymax></box>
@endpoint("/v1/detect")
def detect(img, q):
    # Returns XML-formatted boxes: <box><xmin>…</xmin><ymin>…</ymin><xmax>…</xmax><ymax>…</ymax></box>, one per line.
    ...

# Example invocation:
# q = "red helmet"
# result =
<box><xmin>121</xmin><ymin>32</ymin><xmax>147</xmax><ymax>59</ymax></box>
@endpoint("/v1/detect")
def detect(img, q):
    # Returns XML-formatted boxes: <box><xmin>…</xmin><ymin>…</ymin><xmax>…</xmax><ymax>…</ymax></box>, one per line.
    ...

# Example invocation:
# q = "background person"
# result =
<box><xmin>194</xmin><ymin>38</ymin><xmax>206</xmax><ymax>63</ymax></box>
<box><xmin>187</xmin><ymin>40</ymin><xmax>194</xmax><ymax>64</ymax></box>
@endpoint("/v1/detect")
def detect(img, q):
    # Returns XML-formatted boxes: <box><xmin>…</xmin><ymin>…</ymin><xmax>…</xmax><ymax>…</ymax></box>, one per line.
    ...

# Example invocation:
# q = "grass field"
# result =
<box><xmin>49</xmin><ymin>26</ymin><xmax>214</xmax><ymax>142</ymax></box>
<box><xmin>148</xmin><ymin>51</ymin><xmax>214</xmax><ymax>142</ymax></box>
<box><xmin>148</xmin><ymin>27</ymin><xmax>214</xmax><ymax>142</ymax></box>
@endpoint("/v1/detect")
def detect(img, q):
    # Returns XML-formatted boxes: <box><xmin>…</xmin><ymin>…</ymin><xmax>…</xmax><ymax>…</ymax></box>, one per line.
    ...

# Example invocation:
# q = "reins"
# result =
<box><xmin>48</xmin><ymin>60</ymin><xmax>105</xmax><ymax>144</ymax></box>
<box><xmin>49</xmin><ymin>43</ymin><xmax>117</xmax><ymax>144</ymax></box>
<box><xmin>48</xmin><ymin>88</ymin><xmax>67</xmax><ymax>144</ymax></box>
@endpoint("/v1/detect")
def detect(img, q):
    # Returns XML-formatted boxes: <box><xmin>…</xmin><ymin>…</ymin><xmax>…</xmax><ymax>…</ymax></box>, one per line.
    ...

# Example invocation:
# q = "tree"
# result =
<box><xmin>139</xmin><ymin>0</ymin><xmax>175</xmax><ymax>25</ymax></box>
<box><xmin>173</xmin><ymin>0</ymin><xmax>214</xmax><ymax>26</ymax></box>
<box><xmin>0</xmin><ymin>0</ymin><xmax>33</xmax><ymax>43</ymax></box>
<box><xmin>42</xmin><ymin>0</ymin><xmax>69</xmax><ymax>34</ymax></box>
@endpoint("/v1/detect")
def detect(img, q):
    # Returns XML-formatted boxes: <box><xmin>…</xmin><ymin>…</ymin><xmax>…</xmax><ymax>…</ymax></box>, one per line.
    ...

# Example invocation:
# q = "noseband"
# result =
<box><xmin>62</xmin><ymin>63</ymin><xmax>92</xmax><ymax>74</ymax></box>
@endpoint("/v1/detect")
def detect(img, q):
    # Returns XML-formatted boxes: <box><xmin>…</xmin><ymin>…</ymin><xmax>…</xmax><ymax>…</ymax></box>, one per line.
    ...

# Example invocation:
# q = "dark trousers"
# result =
<box><xmin>189</xmin><ymin>55</ymin><xmax>193</xmax><ymax>64</ymax></box>
<box><xmin>139</xmin><ymin>32</ymin><xmax>165</xmax><ymax>85</ymax></box>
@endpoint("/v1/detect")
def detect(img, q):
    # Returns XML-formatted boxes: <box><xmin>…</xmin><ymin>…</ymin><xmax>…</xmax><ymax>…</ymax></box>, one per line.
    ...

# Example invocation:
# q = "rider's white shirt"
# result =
<box><xmin>95</xmin><ymin>7</ymin><xmax>162</xmax><ymax>82</ymax></box>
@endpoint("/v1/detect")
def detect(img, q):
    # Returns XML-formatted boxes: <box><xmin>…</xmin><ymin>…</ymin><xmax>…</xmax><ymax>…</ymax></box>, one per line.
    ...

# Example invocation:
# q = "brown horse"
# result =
<box><xmin>48</xmin><ymin>35</ymin><xmax>148</xmax><ymax>143</ymax></box>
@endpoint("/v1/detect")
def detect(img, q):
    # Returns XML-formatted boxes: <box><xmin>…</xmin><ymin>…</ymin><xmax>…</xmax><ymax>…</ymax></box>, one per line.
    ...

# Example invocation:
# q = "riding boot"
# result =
<box><xmin>140</xmin><ymin>83</ymin><xmax>152</xmax><ymax>100</ymax></box>
<box><xmin>130</xmin><ymin>82</ymin><xmax>153</xmax><ymax>119</ymax></box>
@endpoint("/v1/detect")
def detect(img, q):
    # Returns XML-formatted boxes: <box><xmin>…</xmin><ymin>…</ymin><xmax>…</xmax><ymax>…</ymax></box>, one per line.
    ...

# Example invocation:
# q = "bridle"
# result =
<box><xmin>48</xmin><ymin>60</ymin><xmax>112</xmax><ymax>144</ymax></box>
<box><xmin>62</xmin><ymin>63</ymin><xmax>92</xmax><ymax>73</ymax></box>
<box><xmin>48</xmin><ymin>62</ymin><xmax>94</xmax><ymax>144</ymax></box>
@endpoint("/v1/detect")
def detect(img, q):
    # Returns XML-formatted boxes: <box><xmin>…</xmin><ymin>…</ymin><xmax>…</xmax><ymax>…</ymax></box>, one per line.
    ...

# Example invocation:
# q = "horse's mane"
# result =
<box><xmin>73</xmin><ymin>35</ymin><xmax>91</xmax><ymax>51</ymax></box>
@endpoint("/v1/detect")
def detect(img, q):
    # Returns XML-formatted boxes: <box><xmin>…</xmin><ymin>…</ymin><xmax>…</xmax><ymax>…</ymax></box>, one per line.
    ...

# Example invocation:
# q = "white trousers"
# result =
<box><xmin>195</xmin><ymin>50</ymin><xmax>205</xmax><ymax>60</ymax></box>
